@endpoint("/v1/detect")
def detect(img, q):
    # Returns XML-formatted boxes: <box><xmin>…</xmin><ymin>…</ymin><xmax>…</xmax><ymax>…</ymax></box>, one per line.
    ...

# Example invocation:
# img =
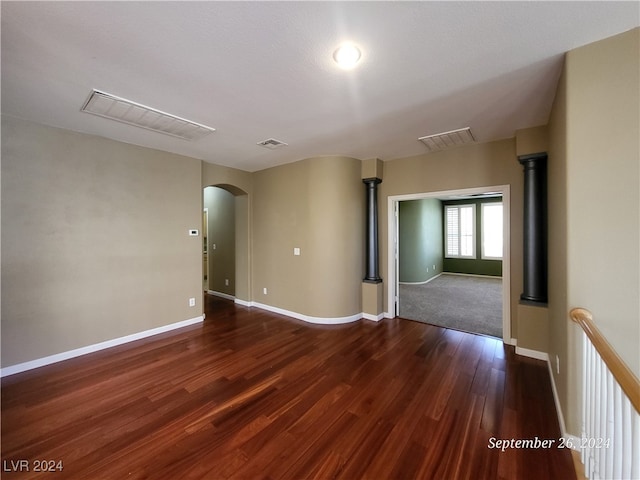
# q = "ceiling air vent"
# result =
<box><xmin>418</xmin><ymin>127</ymin><xmax>475</xmax><ymax>152</ymax></box>
<box><xmin>257</xmin><ymin>138</ymin><xmax>288</xmax><ymax>150</ymax></box>
<box><xmin>81</xmin><ymin>90</ymin><xmax>215</xmax><ymax>141</ymax></box>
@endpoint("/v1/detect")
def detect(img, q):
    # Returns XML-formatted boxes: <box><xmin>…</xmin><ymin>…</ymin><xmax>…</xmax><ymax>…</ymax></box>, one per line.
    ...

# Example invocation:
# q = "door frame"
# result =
<box><xmin>387</xmin><ymin>184</ymin><xmax>512</xmax><ymax>344</ymax></box>
<box><xmin>203</xmin><ymin>207</ymin><xmax>209</xmax><ymax>283</ymax></box>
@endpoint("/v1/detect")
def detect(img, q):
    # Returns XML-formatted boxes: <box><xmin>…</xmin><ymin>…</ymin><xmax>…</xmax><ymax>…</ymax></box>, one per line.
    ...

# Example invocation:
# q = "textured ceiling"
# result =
<box><xmin>2</xmin><ymin>1</ymin><xmax>638</xmax><ymax>172</ymax></box>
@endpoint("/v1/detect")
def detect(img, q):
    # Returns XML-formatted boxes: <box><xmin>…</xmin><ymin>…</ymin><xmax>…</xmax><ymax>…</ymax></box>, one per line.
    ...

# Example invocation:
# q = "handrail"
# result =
<box><xmin>570</xmin><ymin>307</ymin><xmax>640</xmax><ymax>413</ymax></box>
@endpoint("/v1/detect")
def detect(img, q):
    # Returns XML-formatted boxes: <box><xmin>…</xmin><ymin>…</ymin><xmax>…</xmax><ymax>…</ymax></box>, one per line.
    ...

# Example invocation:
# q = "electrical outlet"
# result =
<box><xmin>263</xmin><ymin>287</ymin><xmax>268</xmax><ymax>295</ymax></box>
<box><xmin>225</xmin><ymin>279</ymin><xmax>229</xmax><ymax>286</ymax></box>
<box><xmin>433</xmin><ymin>264</ymin><xmax>436</xmax><ymax>270</ymax></box>
<box><xmin>556</xmin><ymin>355</ymin><xmax>560</xmax><ymax>375</ymax></box>
<box><xmin>189</xmin><ymin>297</ymin><xmax>196</xmax><ymax>307</ymax></box>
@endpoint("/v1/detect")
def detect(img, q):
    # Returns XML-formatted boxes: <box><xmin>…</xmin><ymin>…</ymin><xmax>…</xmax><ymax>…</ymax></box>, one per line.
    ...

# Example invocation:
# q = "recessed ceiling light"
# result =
<box><xmin>333</xmin><ymin>43</ymin><xmax>362</xmax><ymax>69</ymax></box>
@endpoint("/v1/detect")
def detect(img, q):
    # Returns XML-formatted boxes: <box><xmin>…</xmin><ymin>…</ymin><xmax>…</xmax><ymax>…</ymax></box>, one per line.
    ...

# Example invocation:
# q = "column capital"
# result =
<box><xmin>363</xmin><ymin>177</ymin><xmax>382</xmax><ymax>186</ymax></box>
<box><xmin>518</xmin><ymin>152</ymin><xmax>547</xmax><ymax>167</ymax></box>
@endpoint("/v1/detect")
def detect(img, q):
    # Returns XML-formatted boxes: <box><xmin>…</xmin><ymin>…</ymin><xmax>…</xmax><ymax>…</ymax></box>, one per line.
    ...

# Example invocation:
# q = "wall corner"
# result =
<box><xmin>362</xmin><ymin>158</ymin><xmax>384</xmax><ymax>181</ymax></box>
<box><xmin>516</xmin><ymin>126</ymin><xmax>549</xmax><ymax>157</ymax></box>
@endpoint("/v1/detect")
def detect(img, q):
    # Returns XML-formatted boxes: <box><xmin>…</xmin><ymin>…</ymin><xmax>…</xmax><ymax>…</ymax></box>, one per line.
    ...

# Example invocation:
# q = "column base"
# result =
<box><xmin>362</xmin><ymin>282</ymin><xmax>384</xmax><ymax>321</ymax></box>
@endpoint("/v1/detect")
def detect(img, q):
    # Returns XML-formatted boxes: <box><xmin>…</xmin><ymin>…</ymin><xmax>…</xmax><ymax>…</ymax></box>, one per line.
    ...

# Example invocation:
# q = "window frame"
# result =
<box><xmin>444</xmin><ymin>203</ymin><xmax>476</xmax><ymax>259</ymax></box>
<box><xmin>481</xmin><ymin>201</ymin><xmax>503</xmax><ymax>260</ymax></box>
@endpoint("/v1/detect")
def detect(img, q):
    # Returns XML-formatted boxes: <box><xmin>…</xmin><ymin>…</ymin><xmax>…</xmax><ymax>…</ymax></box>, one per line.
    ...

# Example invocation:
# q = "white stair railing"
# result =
<box><xmin>571</xmin><ymin>308</ymin><xmax>640</xmax><ymax>480</ymax></box>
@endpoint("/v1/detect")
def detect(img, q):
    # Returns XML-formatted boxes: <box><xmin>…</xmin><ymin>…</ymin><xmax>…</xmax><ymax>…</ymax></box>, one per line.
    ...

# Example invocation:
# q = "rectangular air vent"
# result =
<box><xmin>257</xmin><ymin>138</ymin><xmax>288</xmax><ymax>149</ymax></box>
<box><xmin>81</xmin><ymin>90</ymin><xmax>215</xmax><ymax>141</ymax></box>
<box><xmin>418</xmin><ymin>127</ymin><xmax>475</xmax><ymax>152</ymax></box>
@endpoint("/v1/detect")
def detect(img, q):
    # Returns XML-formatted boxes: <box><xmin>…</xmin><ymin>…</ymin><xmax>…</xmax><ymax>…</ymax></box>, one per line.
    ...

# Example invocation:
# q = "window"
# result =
<box><xmin>445</xmin><ymin>204</ymin><xmax>475</xmax><ymax>258</ymax></box>
<box><xmin>482</xmin><ymin>202</ymin><xmax>503</xmax><ymax>259</ymax></box>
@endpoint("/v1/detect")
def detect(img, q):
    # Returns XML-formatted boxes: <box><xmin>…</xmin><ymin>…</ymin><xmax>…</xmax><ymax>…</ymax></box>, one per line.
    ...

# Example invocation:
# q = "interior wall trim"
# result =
<box><xmin>207</xmin><ymin>290</ymin><xmax>236</xmax><ymax>301</ymax></box>
<box><xmin>398</xmin><ymin>273</ymin><xmax>443</xmax><ymax>285</ymax></box>
<box><xmin>250</xmin><ymin>302</ymin><xmax>362</xmax><ymax>325</ymax></box>
<box><xmin>515</xmin><ymin>346</ymin><xmax>580</xmax><ymax>451</ymax></box>
<box><xmin>0</xmin><ymin>315</ymin><xmax>205</xmax><ymax>378</ymax></box>
<box><xmin>362</xmin><ymin>312</ymin><xmax>384</xmax><ymax>322</ymax></box>
<box><xmin>515</xmin><ymin>345</ymin><xmax>548</xmax><ymax>361</ymax></box>
<box><xmin>441</xmin><ymin>272</ymin><xmax>502</xmax><ymax>279</ymax></box>
<box><xmin>388</xmin><ymin>184</ymin><xmax>512</xmax><ymax>343</ymax></box>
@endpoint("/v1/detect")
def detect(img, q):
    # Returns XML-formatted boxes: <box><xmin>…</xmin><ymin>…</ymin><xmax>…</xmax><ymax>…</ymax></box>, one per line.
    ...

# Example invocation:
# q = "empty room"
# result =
<box><xmin>2</xmin><ymin>2</ymin><xmax>639</xmax><ymax>479</ymax></box>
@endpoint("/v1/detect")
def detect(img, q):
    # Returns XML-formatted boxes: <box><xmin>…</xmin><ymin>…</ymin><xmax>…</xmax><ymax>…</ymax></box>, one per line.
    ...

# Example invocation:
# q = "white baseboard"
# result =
<box><xmin>232</xmin><ymin>299</ymin><xmax>371</xmax><ymax>324</ymax></box>
<box><xmin>0</xmin><ymin>315</ymin><xmax>205</xmax><ymax>378</ymax></box>
<box><xmin>515</xmin><ymin>346</ymin><xmax>579</xmax><ymax>451</ymax></box>
<box><xmin>515</xmin><ymin>346</ymin><xmax>549</xmax><ymax>361</ymax></box>
<box><xmin>362</xmin><ymin>312</ymin><xmax>385</xmax><ymax>322</ymax></box>
<box><xmin>207</xmin><ymin>290</ymin><xmax>236</xmax><ymax>301</ymax></box>
<box><xmin>399</xmin><ymin>273</ymin><xmax>442</xmax><ymax>285</ymax></box>
<box><xmin>251</xmin><ymin>302</ymin><xmax>362</xmax><ymax>325</ymax></box>
<box><xmin>441</xmin><ymin>272</ymin><xmax>503</xmax><ymax>279</ymax></box>
<box><xmin>544</xmin><ymin>359</ymin><xmax>575</xmax><ymax>450</ymax></box>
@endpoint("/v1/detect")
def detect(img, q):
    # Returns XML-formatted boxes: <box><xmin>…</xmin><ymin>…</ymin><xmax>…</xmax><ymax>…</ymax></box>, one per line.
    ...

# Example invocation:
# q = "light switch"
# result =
<box><xmin>294</xmin><ymin>247</ymin><xmax>301</xmax><ymax>256</ymax></box>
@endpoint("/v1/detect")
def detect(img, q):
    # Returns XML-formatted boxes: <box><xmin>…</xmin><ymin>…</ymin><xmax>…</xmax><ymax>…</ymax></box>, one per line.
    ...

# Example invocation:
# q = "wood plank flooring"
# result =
<box><xmin>1</xmin><ymin>295</ymin><xmax>576</xmax><ymax>479</ymax></box>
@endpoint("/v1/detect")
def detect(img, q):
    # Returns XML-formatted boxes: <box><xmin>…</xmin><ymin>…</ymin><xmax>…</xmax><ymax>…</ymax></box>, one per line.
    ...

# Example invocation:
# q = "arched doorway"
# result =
<box><xmin>202</xmin><ymin>183</ymin><xmax>250</xmax><ymax>311</ymax></box>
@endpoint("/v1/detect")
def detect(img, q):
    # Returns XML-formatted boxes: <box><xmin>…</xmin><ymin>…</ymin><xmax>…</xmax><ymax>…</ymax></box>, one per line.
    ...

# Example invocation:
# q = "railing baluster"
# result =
<box><xmin>604</xmin><ymin>369</ymin><xmax>614</xmax><ymax>479</ymax></box>
<box><xmin>631</xmin><ymin>400</ymin><xmax>639</xmax><ymax>479</ymax></box>
<box><xmin>570</xmin><ymin>308</ymin><xmax>640</xmax><ymax>480</ymax></box>
<box><xmin>613</xmin><ymin>386</ymin><xmax>622</xmax><ymax>480</ymax></box>
<box><xmin>588</xmin><ymin>338</ymin><xmax>596</xmax><ymax>477</ymax></box>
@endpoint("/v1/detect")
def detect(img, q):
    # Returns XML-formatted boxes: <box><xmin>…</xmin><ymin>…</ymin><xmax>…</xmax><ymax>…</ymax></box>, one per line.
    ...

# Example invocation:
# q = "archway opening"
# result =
<box><xmin>203</xmin><ymin>184</ymin><xmax>250</xmax><ymax>315</ymax></box>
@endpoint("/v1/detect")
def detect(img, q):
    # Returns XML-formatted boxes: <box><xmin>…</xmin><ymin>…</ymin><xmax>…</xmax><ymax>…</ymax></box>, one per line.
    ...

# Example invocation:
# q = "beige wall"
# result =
<box><xmin>547</xmin><ymin>52</ymin><xmax>571</xmax><ymax>433</ymax></box>
<box><xmin>202</xmin><ymin>162</ymin><xmax>252</xmax><ymax>196</ymax></box>
<box><xmin>380</xmin><ymin>139</ymin><xmax>524</xmax><ymax>338</ymax></box>
<box><xmin>252</xmin><ymin>156</ymin><xmax>364</xmax><ymax>318</ymax></box>
<box><xmin>204</xmin><ymin>186</ymin><xmax>235</xmax><ymax>296</ymax></box>
<box><xmin>1</xmin><ymin>116</ymin><xmax>203</xmax><ymax>367</ymax></box>
<box><xmin>566</xmin><ymin>28</ymin><xmax>640</xmax><ymax>377</ymax></box>
<box><xmin>548</xmin><ymin>28</ymin><xmax>639</xmax><ymax>435</ymax></box>
<box><xmin>516</xmin><ymin>126</ymin><xmax>548</xmax><ymax>157</ymax></box>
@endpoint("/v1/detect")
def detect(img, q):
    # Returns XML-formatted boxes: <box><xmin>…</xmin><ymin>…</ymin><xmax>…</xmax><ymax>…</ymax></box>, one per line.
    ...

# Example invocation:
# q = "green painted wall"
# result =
<box><xmin>399</xmin><ymin>199</ymin><xmax>443</xmax><ymax>283</ymax></box>
<box><xmin>442</xmin><ymin>198</ymin><xmax>502</xmax><ymax>277</ymax></box>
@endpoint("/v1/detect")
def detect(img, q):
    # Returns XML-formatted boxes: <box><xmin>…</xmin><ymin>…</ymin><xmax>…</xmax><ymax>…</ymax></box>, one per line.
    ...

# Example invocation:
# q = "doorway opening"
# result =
<box><xmin>203</xmin><ymin>207</ymin><xmax>209</xmax><ymax>291</ymax></box>
<box><xmin>388</xmin><ymin>185</ymin><xmax>512</xmax><ymax>343</ymax></box>
<box><xmin>202</xmin><ymin>184</ymin><xmax>250</xmax><ymax>310</ymax></box>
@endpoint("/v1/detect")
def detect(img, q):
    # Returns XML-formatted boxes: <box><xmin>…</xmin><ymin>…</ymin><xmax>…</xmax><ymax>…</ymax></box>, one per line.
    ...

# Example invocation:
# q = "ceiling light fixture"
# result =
<box><xmin>333</xmin><ymin>43</ymin><xmax>362</xmax><ymax>69</ymax></box>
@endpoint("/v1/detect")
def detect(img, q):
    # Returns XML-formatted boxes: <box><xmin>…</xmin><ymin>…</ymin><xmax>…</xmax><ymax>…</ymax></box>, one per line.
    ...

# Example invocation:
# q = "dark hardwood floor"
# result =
<box><xmin>1</xmin><ymin>295</ymin><xmax>576</xmax><ymax>479</ymax></box>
